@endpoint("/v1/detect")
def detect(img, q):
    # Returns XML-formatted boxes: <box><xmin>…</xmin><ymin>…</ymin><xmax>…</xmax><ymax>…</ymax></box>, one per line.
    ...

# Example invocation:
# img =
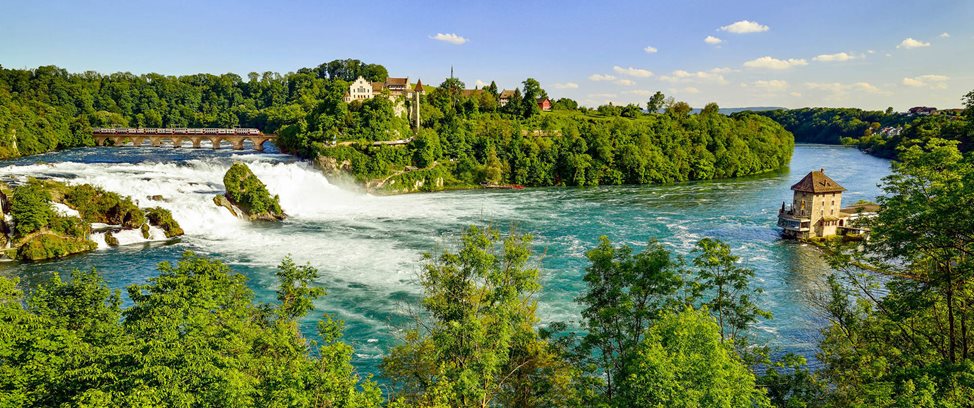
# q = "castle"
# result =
<box><xmin>343</xmin><ymin>76</ymin><xmax>424</xmax><ymax>126</ymax></box>
<box><xmin>777</xmin><ymin>169</ymin><xmax>878</xmax><ymax>239</ymax></box>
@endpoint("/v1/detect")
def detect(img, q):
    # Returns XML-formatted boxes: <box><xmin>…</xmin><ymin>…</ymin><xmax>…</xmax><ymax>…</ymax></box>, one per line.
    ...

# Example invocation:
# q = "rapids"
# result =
<box><xmin>0</xmin><ymin>144</ymin><xmax>891</xmax><ymax>375</ymax></box>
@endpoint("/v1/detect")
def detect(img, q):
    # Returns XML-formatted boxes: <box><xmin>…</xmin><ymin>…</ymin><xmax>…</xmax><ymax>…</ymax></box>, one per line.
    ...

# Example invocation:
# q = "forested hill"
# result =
<box><xmin>743</xmin><ymin>101</ymin><xmax>973</xmax><ymax>159</ymax></box>
<box><xmin>0</xmin><ymin>61</ymin><xmax>394</xmax><ymax>158</ymax></box>
<box><xmin>0</xmin><ymin>63</ymin><xmax>793</xmax><ymax>191</ymax></box>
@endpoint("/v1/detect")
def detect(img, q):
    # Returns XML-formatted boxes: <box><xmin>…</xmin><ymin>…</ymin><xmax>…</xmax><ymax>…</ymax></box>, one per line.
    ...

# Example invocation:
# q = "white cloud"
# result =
<box><xmin>588</xmin><ymin>93</ymin><xmax>617</xmax><ymax>98</ymax></box>
<box><xmin>813</xmin><ymin>52</ymin><xmax>858</xmax><ymax>62</ymax></box>
<box><xmin>743</xmin><ymin>56</ymin><xmax>808</xmax><ymax>70</ymax></box>
<box><xmin>659</xmin><ymin>69</ymin><xmax>728</xmax><ymax>84</ymax></box>
<box><xmin>805</xmin><ymin>82</ymin><xmax>882</xmax><ymax>95</ymax></box>
<box><xmin>623</xmin><ymin>89</ymin><xmax>656</xmax><ymax>96</ymax></box>
<box><xmin>644</xmin><ymin>46</ymin><xmax>658</xmax><ymax>54</ymax></box>
<box><xmin>789</xmin><ymin>91</ymin><xmax>802</xmax><ymax>97</ymax></box>
<box><xmin>430</xmin><ymin>33</ymin><xmax>468</xmax><ymax>45</ymax></box>
<box><xmin>897</xmin><ymin>37</ymin><xmax>930</xmax><ymax>49</ymax></box>
<box><xmin>750</xmin><ymin>80</ymin><xmax>789</xmax><ymax>91</ymax></box>
<box><xmin>588</xmin><ymin>74</ymin><xmax>617</xmax><ymax>81</ymax></box>
<box><xmin>553</xmin><ymin>82</ymin><xmax>579</xmax><ymax>89</ymax></box>
<box><xmin>475</xmin><ymin>80</ymin><xmax>488</xmax><ymax>88</ymax></box>
<box><xmin>614</xmin><ymin>79</ymin><xmax>636</xmax><ymax>86</ymax></box>
<box><xmin>613</xmin><ymin>66</ymin><xmax>654</xmax><ymax>78</ymax></box>
<box><xmin>940</xmin><ymin>32</ymin><xmax>951</xmax><ymax>38</ymax></box>
<box><xmin>704</xmin><ymin>35</ymin><xmax>723</xmax><ymax>45</ymax></box>
<box><xmin>902</xmin><ymin>74</ymin><xmax>950</xmax><ymax>89</ymax></box>
<box><xmin>670</xmin><ymin>86</ymin><xmax>700</xmax><ymax>94</ymax></box>
<box><xmin>720</xmin><ymin>20</ymin><xmax>770</xmax><ymax>34</ymax></box>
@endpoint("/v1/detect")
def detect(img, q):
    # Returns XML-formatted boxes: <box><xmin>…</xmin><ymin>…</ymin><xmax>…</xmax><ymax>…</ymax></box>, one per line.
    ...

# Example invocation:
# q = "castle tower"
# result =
<box><xmin>412</xmin><ymin>79</ymin><xmax>424</xmax><ymax>129</ymax></box>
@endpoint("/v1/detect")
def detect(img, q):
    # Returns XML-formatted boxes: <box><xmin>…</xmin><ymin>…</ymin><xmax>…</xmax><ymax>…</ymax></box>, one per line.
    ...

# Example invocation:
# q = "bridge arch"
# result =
<box><xmin>91</xmin><ymin>129</ymin><xmax>276</xmax><ymax>151</ymax></box>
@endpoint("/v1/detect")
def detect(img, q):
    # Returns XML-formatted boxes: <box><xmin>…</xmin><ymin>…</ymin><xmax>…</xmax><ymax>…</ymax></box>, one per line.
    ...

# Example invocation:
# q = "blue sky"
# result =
<box><xmin>1</xmin><ymin>0</ymin><xmax>971</xmax><ymax>110</ymax></box>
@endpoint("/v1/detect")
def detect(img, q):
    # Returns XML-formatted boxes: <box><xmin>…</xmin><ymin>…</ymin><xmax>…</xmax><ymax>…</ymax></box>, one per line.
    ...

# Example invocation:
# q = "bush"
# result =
<box><xmin>16</xmin><ymin>234</ymin><xmax>97</xmax><ymax>261</ymax></box>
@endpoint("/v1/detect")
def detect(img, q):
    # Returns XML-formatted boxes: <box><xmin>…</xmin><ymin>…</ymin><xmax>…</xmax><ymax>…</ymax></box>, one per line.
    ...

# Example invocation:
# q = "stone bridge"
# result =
<box><xmin>92</xmin><ymin>128</ymin><xmax>277</xmax><ymax>151</ymax></box>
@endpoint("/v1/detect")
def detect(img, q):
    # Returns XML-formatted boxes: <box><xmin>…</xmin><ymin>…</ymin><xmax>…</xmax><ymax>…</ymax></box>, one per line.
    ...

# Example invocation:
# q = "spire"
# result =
<box><xmin>450</xmin><ymin>66</ymin><xmax>454</xmax><ymax>79</ymax></box>
<box><xmin>414</xmin><ymin>79</ymin><xmax>424</xmax><ymax>92</ymax></box>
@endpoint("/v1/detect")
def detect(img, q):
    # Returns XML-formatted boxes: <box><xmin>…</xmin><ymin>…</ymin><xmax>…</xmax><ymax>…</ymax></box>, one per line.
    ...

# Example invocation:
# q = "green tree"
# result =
<box><xmin>410</xmin><ymin>128</ymin><xmax>442</xmax><ymax>168</ymax></box>
<box><xmin>576</xmin><ymin>237</ymin><xmax>685</xmax><ymax>405</ymax></box>
<box><xmin>0</xmin><ymin>253</ymin><xmax>381</xmax><ymax>407</ymax></box>
<box><xmin>620</xmin><ymin>104</ymin><xmax>642</xmax><ymax>118</ymax></box>
<box><xmin>819</xmin><ymin>138</ymin><xmax>974</xmax><ymax>405</ymax></box>
<box><xmin>483</xmin><ymin>145</ymin><xmax>503</xmax><ymax>184</ymax></box>
<box><xmin>11</xmin><ymin>181</ymin><xmax>54</xmax><ymax>237</ymax></box>
<box><xmin>646</xmin><ymin>91</ymin><xmax>665</xmax><ymax>114</ymax></box>
<box><xmin>666</xmin><ymin>101</ymin><xmax>692</xmax><ymax>118</ymax></box>
<box><xmin>521</xmin><ymin>78</ymin><xmax>544</xmax><ymax>118</ymax></box>
<box><xmin>381</xmin><ymin>226</ymin><xmax>578</xmax><ymax>407</ymax></box>
<box><xmin>619</xmin><ymin>308</ymin><xmax>771</xmax><ymax>407</ymax></box>
<box><xmin>690</xmin><ymin>238</ymin><xmax>770</xmax><ymax>342</ymax></box>
<box><xmin>963</xmin><ymin>89</ymin><xmax>974</xmax><ymax>121</ymax></box>
<box><xmin>701</xmin><ymin>102</ymin><xmax>720</xmax><ymax>116</ymax></box>
<box><xmin>486</xmin><ymin>80</ymin><xmax>499</xmax><ymax>96</ymax></box>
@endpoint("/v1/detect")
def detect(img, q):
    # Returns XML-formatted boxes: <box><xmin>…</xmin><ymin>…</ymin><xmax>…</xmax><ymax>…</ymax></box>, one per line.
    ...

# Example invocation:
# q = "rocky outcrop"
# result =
<box><xmin>213</xmin><ymin>194</ymin><xmax>283</xmax><ymax>221</ymax></box>
<box><xmin>218</xmin><ymin>163</ymin><xmax>286</xmax><ymax>221</ymax></box>
<box><xmin>145</xmin><ymin>207</ymin><xmax>185</xmax><ymax>237</ymax></box>
<box><xmin>7</xmin><ymin>179</ymin><xmax>183</xmax><ymax>262</ymax></box>
<box><xmin>315</xmin><ymin>156</ymin><xmax>352</xmax><ymax>175</ymax></box>
<box><xmin>16</xmin><ymin>233</ymin><xmax>98</xmax><ymax>262</ymax></box>
<box><xmin>104</xmin><ymin>232</ymin><xmax>119</xmax><ymax>247</ymax></box>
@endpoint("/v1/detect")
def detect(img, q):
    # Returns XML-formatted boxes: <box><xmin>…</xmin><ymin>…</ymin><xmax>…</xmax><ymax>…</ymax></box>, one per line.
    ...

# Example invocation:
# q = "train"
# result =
<box><xmin>91</xmin><ymin>128</ymin><xmax>261</xmax><ymax>135</ymax></box>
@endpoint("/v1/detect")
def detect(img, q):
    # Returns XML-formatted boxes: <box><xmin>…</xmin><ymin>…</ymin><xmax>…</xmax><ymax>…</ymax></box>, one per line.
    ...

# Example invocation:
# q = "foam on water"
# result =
<box><xmin>0</xmin><ymin>144</ymin><xmax>895</xmax><ymax>375</ymax></box>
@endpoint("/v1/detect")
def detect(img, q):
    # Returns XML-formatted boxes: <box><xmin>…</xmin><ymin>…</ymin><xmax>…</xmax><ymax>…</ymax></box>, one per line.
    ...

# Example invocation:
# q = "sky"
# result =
<box><xmin>1</xmin><ymin>0</ymin><xmax>972</xmax><ymax>110</ymax></box>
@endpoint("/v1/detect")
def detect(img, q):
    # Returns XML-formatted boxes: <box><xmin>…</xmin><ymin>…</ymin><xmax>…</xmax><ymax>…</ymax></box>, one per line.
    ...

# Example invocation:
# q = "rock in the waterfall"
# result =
<box><xmin>218</xmin><ymin>162</ymin><xmax>286</xmax><ymax>221</ymax></box>
<box><xmin>145</xmin><ymin>207</ymin><xmax>184</xmax><ymax>238</ymax></box>
<box><xmin>104</xmin><ymin>231</ymin><xmax>119</xmax><ymax>247</ymax></box>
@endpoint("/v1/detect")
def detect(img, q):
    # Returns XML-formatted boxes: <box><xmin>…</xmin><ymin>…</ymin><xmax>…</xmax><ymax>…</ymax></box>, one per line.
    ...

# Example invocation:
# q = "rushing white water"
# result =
<box><xmin>0</xmin><ymin>154</ymin><xmax>520</xmax><ymax>291</ymax></box>
<box><xmin>51</xmin><ymin>202</ymin><xmax>80</xmax><ymax>218</ymax></box>
<box><xmin>90</xmin><ymin>226</ymin><xmax>169</xmax><ymax>249</ymax></box>
<box><xmin>1</xmin><ymin>145</ymin><xmax>895</xmax><ymax>375</ymax></box>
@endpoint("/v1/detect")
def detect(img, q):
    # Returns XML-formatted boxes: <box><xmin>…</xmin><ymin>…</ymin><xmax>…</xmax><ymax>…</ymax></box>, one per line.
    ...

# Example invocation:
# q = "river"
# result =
<box><xmin>0</xmin><ymin>144</ymin><xmax>891</xmax><ymax>375</ymax></box>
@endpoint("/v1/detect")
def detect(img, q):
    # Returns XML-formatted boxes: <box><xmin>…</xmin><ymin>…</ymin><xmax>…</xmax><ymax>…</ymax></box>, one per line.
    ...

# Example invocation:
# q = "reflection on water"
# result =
<box><xmin>0</xmin><ymin>144</ymin><xmax>890</xmax><ymax>374</ymax></box>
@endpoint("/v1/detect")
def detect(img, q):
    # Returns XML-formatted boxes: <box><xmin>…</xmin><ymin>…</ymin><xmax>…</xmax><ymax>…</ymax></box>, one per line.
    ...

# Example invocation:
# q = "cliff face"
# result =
<box><xmin>218</xmin><ymin>163</ymin><xmax>286</xmax><ymax>221</ymax></box>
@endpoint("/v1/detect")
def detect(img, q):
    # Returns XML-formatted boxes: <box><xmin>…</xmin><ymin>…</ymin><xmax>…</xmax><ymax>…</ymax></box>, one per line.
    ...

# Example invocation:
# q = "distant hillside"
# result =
<box><xmin>691</xmin><ymin>107</ymin><xmax>785</xmax><ymax>115</ymax></box>
<box><xmin>740</xmin><ymin>107</ymin><xmax>971</xmax><ymax>159</ymax></box>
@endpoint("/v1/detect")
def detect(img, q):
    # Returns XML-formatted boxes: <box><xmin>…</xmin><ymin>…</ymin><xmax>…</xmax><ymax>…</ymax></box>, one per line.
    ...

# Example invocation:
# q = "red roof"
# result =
<box><xmin>414</xmin><ymin>79</ymin><xmax>424</xmax><ymax>91</ymax></box>
<box><xmin>791</xmin><ymin>169</ymin><xmax>846</xmax><ymax>193</ymax></box>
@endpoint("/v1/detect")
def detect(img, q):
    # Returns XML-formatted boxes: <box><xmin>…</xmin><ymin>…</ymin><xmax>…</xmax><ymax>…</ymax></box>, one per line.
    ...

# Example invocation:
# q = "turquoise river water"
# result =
<box><xmin>0</xmin><ymin>144</ymin><xmax>890</xmax><ymax>375</ymax></box>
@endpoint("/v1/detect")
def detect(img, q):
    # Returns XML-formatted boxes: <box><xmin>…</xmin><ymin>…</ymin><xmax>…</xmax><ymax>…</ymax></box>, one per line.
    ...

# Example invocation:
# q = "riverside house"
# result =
<box><xmin>777</xmin><ymin>169</ymin><xmax>878</xmax><ymax>239</ymax></box>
